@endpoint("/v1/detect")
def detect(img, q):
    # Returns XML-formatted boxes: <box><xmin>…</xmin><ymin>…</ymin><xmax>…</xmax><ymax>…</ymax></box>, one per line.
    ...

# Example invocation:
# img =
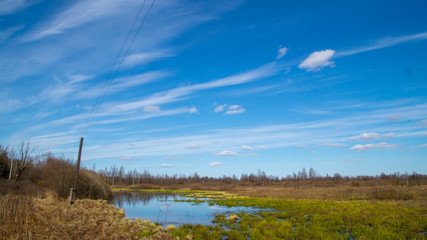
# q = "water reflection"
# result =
<box><xmin>112</xmin><ymin>191</ymin><xmax>253</xmax><ymax>227</ymax></box>
<box><xmin>114</xmin><ymin>192</ymin><xmax>179</xmax><ymax>208</ymax></box>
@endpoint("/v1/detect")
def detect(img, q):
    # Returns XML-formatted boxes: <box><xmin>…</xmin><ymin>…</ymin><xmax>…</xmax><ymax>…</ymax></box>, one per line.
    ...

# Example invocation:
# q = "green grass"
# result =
<box><xmin>171</xmin><ymin>196</ymin><xmax>427</xmax><ymax>239</ymax></box>
<box><xmin>113</xmin><ymin>188</ymin><xmax>426</xmax><ymax>239</ymax></box>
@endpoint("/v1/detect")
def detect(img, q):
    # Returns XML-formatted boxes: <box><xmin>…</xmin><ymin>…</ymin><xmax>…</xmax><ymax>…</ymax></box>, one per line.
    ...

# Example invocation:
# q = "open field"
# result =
<box><xmin>2</xmin><ymin>180</ymin><xmax>426</xmax><ymax>239</ymax></box>
<box><xmin>114</xmin><ymin>185</ymin><xmax>427</xmax><ymax>239</ymax></box>
<box><xmin>119</xmin><ymin>180</ymin><xmax>427</xmax><ymax>208</ymax></box>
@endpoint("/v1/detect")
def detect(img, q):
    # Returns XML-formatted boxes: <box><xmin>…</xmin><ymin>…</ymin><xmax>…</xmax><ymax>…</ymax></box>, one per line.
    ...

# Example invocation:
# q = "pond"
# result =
<box><xmin>112</xmin><ymin>191</ymin><xmax>254</xmax><ymax>227</ymax></box>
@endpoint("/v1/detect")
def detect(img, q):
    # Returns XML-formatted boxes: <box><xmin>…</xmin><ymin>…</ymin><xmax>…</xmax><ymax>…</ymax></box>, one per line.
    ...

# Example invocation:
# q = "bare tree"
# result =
<box><xmin>13</xmin><ymin>141</ymin><xmax>36</xmax><ymax>181</ymax></box>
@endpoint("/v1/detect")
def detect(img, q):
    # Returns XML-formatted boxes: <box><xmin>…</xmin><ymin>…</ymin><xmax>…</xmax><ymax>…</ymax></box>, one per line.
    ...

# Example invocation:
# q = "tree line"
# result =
<box><xmin>98</xmin><ymin>165</ymin><xmax>427</xmax><ymax>186</ymax></box>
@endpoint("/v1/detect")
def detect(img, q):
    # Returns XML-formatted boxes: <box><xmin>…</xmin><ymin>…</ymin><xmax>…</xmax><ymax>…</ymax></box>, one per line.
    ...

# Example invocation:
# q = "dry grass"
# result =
<box><xmin>0</xmin><ymin>188</ymin><xmax>177</xmax><ymax>239</ymax></box>
<box><xmin>0</xmin><ymin>181</ymin><xmax>40</xmax><ymax>240</ymax></box>
<box><xmin>123</xmin><ymin>181</ymin><xmax>427</xmax><ymax>208</ymax></box>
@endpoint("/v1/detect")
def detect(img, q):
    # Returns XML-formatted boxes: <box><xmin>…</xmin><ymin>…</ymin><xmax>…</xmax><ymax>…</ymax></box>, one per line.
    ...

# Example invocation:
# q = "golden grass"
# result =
<box><xmin>0</xmin><ymin>191</ymin><xmax>177</xmax><ymax>240</ymax></box>
<box><xmin>118</xmin><ymin>181</ymin><xmax>427</xmax><ymax>208</ymax></box>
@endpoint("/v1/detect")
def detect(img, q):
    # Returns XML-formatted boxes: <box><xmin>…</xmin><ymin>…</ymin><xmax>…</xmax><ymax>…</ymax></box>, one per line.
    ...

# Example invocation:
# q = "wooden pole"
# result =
<box><xmin>70</xmin><ymin>137</ymin><xmax>84</xmax><ymax>205</ymax></box>
<box><xmin>8</xmin><ymin>159</ymin><xmax>13</xmax><ymax>180</ymax></box>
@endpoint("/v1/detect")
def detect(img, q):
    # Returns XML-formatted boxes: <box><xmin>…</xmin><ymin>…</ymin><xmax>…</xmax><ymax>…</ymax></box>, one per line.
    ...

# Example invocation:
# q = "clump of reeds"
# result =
<box><xmin>0</xmin><ymin>180</ymin><xmax>40</xmax><ymax>240</ymax></box>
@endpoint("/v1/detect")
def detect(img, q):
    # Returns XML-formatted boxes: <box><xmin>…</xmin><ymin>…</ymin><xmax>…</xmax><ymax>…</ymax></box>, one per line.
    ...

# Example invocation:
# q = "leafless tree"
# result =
<box><xmin>13</xmin><ymin>141</ymin><xmax>36</xmax><ymax>181</ymax></box>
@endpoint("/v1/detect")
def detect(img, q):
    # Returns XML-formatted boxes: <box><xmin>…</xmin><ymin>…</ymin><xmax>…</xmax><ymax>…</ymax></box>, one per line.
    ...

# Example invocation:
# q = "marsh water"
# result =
<box><xmin>113</xmin><ymin>191</ymin><xmax>253</xmax><ymax>227</ymax></box>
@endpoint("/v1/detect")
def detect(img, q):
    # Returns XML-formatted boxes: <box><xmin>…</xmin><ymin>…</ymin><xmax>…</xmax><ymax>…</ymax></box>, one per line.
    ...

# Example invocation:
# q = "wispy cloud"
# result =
<box><xmin>122</xmin><ymin>49</ymin><xmax>174</xmax><ymax>67</ymax></box>
<box><xmin>298</xmin><ymin>49</ymin><xmax>335</xmax><ymax>71</ymax></box>
<box><xmin>350</xmin><ymin>142</ymin><xmax>397</xmax><ymax>151</ymax></box>
<box><xmin>0</xmin><ymin>25</ymin><xmax>24</xmax><ymax>42</ymax></box>
<box><xmin>214</xmin><ymin>104</ymin><xmax>228</xmax><ymax>113</ymax></box>
<box><xmin>208</xmin><ymin>162</ymin><xmax>223</xmax><ymax>167</ymax></box>
<box><xmin>417</xmin><ymin>119</ymin><xmax>427</xmax><ymax>126</ymax></box>
<box><xmin>349</xmin><ymin>132</ymin><xmax>394</xmax><ymax>141</ymax></box>
<box><xmin>410</xmin><ymin>143</ymin><xmax>427</xmax><ymax>149</ymax></box>
<box><xmin>240</xmin><ymin>145</ymin><xmax>268</xmax><ymax>151</ymax></box>
<box><xmin>188</xmin><ymin>106</ymin><xmax>198</xmax><ymax>114</ymax></box>
<box><xmin>216</xmin><ymin>150</ymin><xmax>239</xmax><ymax>156</ymax></box>
<box><xmin>215</xmin><ymin>150</ymin><xmax>257</xmax><ymax>157</ymax></box>
<box><xmin>215</xmin><ymin>104</ymin><xmax>245</xmax><ymax>115</ymax></box>
<box><xmin>387</xmin><ymin>114</ymin><xmax>402</xmax><ymax>121</ymax></box>
<box><xmin>0</xmin><ymin>0</ymin><xmax>30</xmax><ymax>16</ymax></box>
<box><xmin>144</xmin><ymin>106</ymin><xmax>161</xmax><ymax>113</ymax></box>
<box><xmin>160</xmin><ymin>163</ymin><xmax>174</xmax><ymax>168</ymax></box>
<box><xmin>336</xmin><ymin>32</ymin><xmax>427</xmax><ymax>57</ymax></box>
<box><xmin>276</xmin><ymin>46</ymin><xmax>288</xmax><ymax>60</ymax></box>
<box><xmin>186</xmin><ymin>144</ymin><xmax>200</xmax><ymax>149</ymax></box>
<box><xmin>349</xmin><ymin>133</ymin><xmax>381</xmax><ymax>141</ymax></box>
<box><xmin>240</xmin><ymin>145</ymin><xmax>253</xmax><ymax>151</ymax></box>
<box><xmin>319</xmin><ymin>143</ymin><xmax>348</xmax><ymax>147</ymax></box>
<box><xmin>114</xmin><ymin>63</ymin><xmax>278</xmax><ymax>112</ymax></box>
<box><xmin>24</xmin><ymin>0</ymin><xmax>133</xmax><ymax>42</ymax></box>
<box><xmin>225</xmin><ymin>105</ymin><xmax>245</xmax><ymax>115</ymax></box>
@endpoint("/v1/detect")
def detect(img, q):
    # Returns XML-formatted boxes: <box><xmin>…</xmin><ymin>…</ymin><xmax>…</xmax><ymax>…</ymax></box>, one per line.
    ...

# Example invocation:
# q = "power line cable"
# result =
<box><xmin>81</xmin><ymin>0</ymin><xmax>147</xmax><ymax>136</ymax></box>
<box><xmin>82</xmin><ymin>0</ymin><xmax>156</xmax><ymax>136</ymax></box>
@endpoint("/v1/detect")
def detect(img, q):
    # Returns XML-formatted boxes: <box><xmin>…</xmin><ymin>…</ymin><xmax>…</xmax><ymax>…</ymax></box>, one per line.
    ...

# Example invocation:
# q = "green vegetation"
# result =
<box><xmin>171</xmin><ymin>196</ymin><xmax>427</xmax><ymax>239</ymax></box>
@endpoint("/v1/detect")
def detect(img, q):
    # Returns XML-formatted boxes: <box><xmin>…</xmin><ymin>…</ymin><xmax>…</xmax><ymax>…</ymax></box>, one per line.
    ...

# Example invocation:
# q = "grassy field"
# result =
<box><xmin>2</xmin><ymin>183</ymin><xmax>426</xmax><ymax>239</ymax></box>
<box><xmin>113</xmin><ymin>185</ymin><xmax>427</xmax><ymax>239</ymax></box>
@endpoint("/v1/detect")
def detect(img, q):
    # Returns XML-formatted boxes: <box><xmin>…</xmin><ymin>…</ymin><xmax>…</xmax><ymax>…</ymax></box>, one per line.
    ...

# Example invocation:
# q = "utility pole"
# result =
<box><xmin>70</xmin><ymin>137</ymin><xmax>84</xmax><ymax>205</ymax></box>
<box><xmin>8</xmin><ymin>159</ymin><xmax>13</xmax><ymax>180</ymax></box>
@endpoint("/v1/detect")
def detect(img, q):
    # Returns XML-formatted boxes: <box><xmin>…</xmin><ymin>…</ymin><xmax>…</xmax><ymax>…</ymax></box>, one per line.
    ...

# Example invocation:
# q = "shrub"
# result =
<box><xmin>33</xmin><ymin>155</ymin><xmax>112</xmax><ymax>200</ymax></box>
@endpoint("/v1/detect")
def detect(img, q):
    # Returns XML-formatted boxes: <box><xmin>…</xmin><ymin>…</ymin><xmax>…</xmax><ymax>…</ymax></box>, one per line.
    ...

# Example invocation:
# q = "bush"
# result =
<box><xmin>34</xmin><ymin>155</ymin><xmax>112</xmax><ymax>200</ymax></box>
<box><xmin>0</xmin><ymin>146</ymin><xmax>10</xmax><ymax>179</ymax></box>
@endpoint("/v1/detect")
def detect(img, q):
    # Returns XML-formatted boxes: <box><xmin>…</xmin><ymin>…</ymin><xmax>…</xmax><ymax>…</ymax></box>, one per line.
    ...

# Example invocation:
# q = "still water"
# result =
<box><xmin>113</xmin><ymin>191</ymin><xmax>252</xmax><ymax>227</ymax></box>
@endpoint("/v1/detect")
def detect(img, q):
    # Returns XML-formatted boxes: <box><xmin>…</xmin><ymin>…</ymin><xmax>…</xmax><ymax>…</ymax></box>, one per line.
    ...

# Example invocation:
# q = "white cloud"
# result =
<box><xmin>216</xmin><ymin>150</ymin><xmax>239</xmax><ymax>156</ymax></box>
<box><xmin>143</xmin><ymin>106</ymin><xmax>161</xmax><ymax>113</ymax></box>
<box><xmin>349</xmin><ymin>132</ymin><xmax>394</xmax><ymax>141</ymax></box>
<box><xmin>336</xmin><ymin>32</ymin><xmax>427</xmax><ymax>57</ymax></box>
<box><xmin>298</xmin><ymin>49</ymin><xmax>335</xmax><ymax>71</ymax></box>
<box><xmin>160</xmin><ymin>163</ymin><xmax>174</xmax><ymax>168</ymax></box>
<box><xmin>24</xmin><ymin>0</ymin><xmax>132</xmax><ymax>41</ymax></box>
<box><xmin>256</xmin><ymin>146</ymin><xmax>268</xmax><ymax>150</ymax></box>
<box><xmin>319</xmin><ymin>143</ymin><xmax>348</xmax><ymax>147</ymax></box>
<box><xmin>240</xmin><ymin>145</ymin><xmax>254</xmax><ymax>151</ymax></box>
<box><xmin>186</xmin><ymin>144</ymin><xmax>200</xmax><ymax>149</ymax></box>
<box><xmin>350</xmin><ymin>142</ymin><xmax>397</xmax><ymax>151</ymax></box>
<box><xmin>215</xmin><ymin>150</ymin><xmax>257</xmax><ymax>157</ymax></box>
<box><xmin>0</xmin><ymin>25</ymin><xmax>24</xmax><ymax>42</ymax></box>
<box><xmin>417</xmin><ymin>119</ymin><xmax>427</xmax><ymax>125</ymax></box>
<box><xmin>0</xmin><ymin>0</ymin><xmax>29</xmax><ymax>16</ymax></box>
<box><xmin>208</xmin><ymin>162</ymin><xmax>223</xmax><ymax>167</ymax></box>
<box><xmin>123</xmin><ymin>50</ymin><xmax>174</xmax><ymax>67</ymax></box>
<box><xmin>215</xmin><ymin>104</ymin><xmax>245</xmax><ymax>115</ymax></box>
<box><xmin>114</xmin><ymin>63</ymin><xmax>278</xmax><ymax>112</ymax></box>
<box><xmin>188</xmin><ymin>106</ymin><xmax>198</xmax><ymax>114</ymax></box>
<box><xmin>382</xmin><ymin>132</ymin><xmax>395</xmax><ymax>138</ymax></box>
<box><xmin>215</xmin><ymin>104</ymin><xmax>227</xmax><ymax>112</ymax></box>
<box><xmin>225</xmin><ymin>105</ymin><xmax>245</xmax><ymax>115</ymax></box>
<box><xmin>349</xmin><ymin>132</ymin><xmax>380</xmax><ymax>141</ymax></box>
<box><xmin>410</xmin><ymin>143</ymin><xmax>427</xmax><ymax>149</ymax></box>
<box><xmin>276</xmin><ymin>47</ymin><xmax>288</xmax><ymax>60</ymax></box>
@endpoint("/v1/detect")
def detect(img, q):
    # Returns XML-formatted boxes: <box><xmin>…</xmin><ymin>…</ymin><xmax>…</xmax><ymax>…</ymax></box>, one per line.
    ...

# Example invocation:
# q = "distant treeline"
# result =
<box><xmin>99</xmin><ymin>165</ymin><xmax>427</xmax><ymax>186</ymax></box>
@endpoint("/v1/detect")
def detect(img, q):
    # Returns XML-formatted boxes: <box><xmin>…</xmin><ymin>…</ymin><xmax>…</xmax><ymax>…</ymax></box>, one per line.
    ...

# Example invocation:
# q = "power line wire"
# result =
<box><xmin>82</xmin><ymin>0</ymin><xmax>156</xmax><ymax>136</ymax></box>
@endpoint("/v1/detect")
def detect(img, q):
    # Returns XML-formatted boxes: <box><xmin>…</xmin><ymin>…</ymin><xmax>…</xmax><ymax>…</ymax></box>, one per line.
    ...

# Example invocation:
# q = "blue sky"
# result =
<box><xmin>1</xmin><ymin>0</ymin><xmax>426</xmax><ymax>177</ymax></box>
